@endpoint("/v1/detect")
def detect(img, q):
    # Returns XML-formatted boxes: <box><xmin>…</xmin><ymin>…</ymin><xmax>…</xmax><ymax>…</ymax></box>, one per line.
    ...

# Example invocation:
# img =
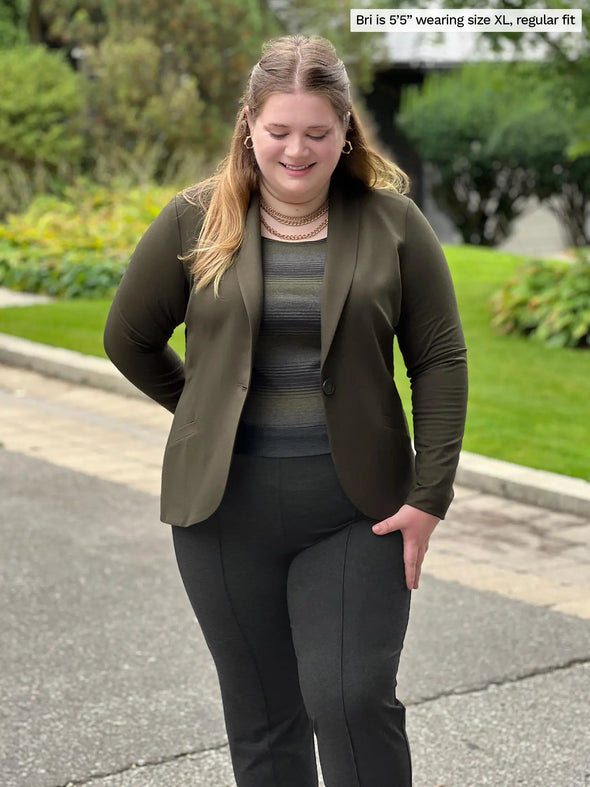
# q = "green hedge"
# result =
<box><xmin>0</xmin><ymin>46</ymin><xmax>86</xmax><ymax>170</ymax></box>
<box><xmin>0</xmin><ymin>183</ymin><xmax>176</xmax><ymax>298</ymax></box>
<box><xmin>491</xmin><ymin>252</ymin><xmax>590</xmax><ymax>348</ymax></box>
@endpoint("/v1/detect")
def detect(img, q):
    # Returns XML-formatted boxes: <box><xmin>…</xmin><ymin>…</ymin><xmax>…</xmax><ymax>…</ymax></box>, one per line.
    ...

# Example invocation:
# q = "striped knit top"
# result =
<box><xmin>233</xmin><ymin>237</ymin><xmax>331</xmax><ymax>456</ymax></box>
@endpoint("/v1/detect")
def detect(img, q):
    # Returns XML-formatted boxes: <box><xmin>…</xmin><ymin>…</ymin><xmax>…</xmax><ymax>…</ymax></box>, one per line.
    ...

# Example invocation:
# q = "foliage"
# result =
<box><xmin>399</xmin><ymin>63</ymin><xmax>534</xmax><ymax>245</ymax></box>
<box><xmin>0</xmin><ymin>45</ymin><xmax>86</xmax><ymax>172</ymax></box>
<box><xmin>1</xmin><ymin>2</ymin><xmax>398</xmax><ymax>204</ymax></box>
<box><xmin>26</xmin><ymin>0</ymin><xmax>277</xmax><ymax>179</ymax></box>
<box><xmin>399</xmin><ymin>62</ymin><xmax>590</xmax><ymax>246</ymax></box>
<box><xmin>31</xmin><ymin>0</ymin><xmax>109</xmax><ymax>47</ymax></box>
<box><xmin>0</xmin><ymin>159</ymin><xmax>65</xmax><ymax>221</ymax></box>
<box><xmin>0</xmin><ymin>0</ymin><xmax>28</xmax><ymax>47</ymax></box>
<box><xmin>0</xmin><ymin>183</ymin><xmax>176</xmax><ymax>298</ymax></box>
<box><xmin>486</xmin><ymin>61</ymin><xmax>590</xmax><ymax>247</ymax></box>
<box><xmin>490</xmin><ymin>252</ymin><xmax>590</xmax><ymax>348</ymax></box>
<box><xmin>40</xmin><ymin>0</ymin><xmax>276</xmax><ymax>149</ymax></box>
<box><xmin>402</xmin><ymin>0</ymin><xmax>589</xmax><ymax>158</ymax></box>
<box><xmin>82</xmin><ymin>35</ymin><xmax>213</xmax><ymax>170</ymax></box>
<box><xmin>35</xmin><ymin>0</ymin><xmax>391</xmax><ymax>92</ymax></box>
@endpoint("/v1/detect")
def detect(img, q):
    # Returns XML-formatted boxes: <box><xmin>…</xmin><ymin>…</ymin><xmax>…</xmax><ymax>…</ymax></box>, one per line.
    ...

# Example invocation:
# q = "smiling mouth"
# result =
<box><xmin>280</xmin><ymin>163</ymin><xmax>315</xmax><ymax>170</ymax></box>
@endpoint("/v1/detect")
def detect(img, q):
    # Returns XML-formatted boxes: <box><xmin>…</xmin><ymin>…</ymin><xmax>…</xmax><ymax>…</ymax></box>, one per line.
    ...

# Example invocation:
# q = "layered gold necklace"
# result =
<box><xmin>260</xmin><ymin>199</ymin><xmax>329</xmax><ymax>241</ymax></box>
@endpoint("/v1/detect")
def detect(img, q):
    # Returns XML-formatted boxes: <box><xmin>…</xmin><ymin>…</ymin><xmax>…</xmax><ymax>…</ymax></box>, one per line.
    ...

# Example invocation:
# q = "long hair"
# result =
<box><xmin>183</xmin><ymin>35</ymin><xmax>409</xmax><ymax>296</ymax></box>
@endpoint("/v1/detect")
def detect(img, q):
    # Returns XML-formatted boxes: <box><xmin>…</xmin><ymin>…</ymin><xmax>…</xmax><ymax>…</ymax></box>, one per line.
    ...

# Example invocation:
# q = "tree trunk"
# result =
<box><xmin>27</xmin><ymin>0</ymin><xmax>43</xmax><ymax>44</ymax></box>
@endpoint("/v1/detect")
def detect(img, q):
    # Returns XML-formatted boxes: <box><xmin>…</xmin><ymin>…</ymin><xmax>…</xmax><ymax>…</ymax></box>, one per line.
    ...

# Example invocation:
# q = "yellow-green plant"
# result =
<box><xmin>0</xmin><ymin>183</ymin><xmax>176</xmax><ymax>298</ymax></box>
<box><xmin>491</xmin><ymin>252</ymin><xmax>590</xmax><ymax>349</ymax></box>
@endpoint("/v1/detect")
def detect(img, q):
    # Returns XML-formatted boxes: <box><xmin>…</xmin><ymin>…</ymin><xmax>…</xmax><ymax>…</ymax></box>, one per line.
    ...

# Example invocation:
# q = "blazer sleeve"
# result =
<box><xmin>396</xmin><ymin>198</ymin><xmax>468</xmax><ymax>519</ymax></box>
<box><xmin>103</xmin><ymin>195</ymin><xmax>191</xmax><ymax>413</ymax></box>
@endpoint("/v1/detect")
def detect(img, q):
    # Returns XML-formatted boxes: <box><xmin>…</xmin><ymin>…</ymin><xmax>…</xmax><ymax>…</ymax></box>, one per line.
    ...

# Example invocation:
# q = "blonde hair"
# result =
<box><xmin>183</xmin><ymin>35</ymin><xmax>409</xmax><ymax>296</ymax></box>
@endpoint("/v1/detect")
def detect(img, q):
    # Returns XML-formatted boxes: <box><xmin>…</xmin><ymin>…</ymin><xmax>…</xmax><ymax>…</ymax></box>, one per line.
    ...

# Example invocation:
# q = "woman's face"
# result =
<box><xmin>246</xmin><ymin>91</ymin><xmax>348</xmax><ymax>209</ymax></box>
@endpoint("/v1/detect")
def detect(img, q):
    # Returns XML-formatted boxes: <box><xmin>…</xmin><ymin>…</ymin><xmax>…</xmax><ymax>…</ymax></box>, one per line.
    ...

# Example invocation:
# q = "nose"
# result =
<box><xmin>284</xmin><ymin>134</ymin><xmax>308</xmax><ymax>158</ymax></box>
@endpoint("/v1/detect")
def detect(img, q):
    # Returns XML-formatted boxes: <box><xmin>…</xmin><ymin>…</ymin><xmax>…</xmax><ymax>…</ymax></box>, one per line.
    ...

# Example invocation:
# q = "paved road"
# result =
<box><xmin>1</xmin><ymin>364</ymin><xmax>589</xmax><ymax>786</ymax></box>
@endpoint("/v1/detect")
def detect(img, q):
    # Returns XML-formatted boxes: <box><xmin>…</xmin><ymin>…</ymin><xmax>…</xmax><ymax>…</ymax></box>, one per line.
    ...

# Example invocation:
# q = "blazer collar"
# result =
<box><xmin>235</xmin><ymin>187</ymin><xmax>362</xmax><ymax>369</ymax></box>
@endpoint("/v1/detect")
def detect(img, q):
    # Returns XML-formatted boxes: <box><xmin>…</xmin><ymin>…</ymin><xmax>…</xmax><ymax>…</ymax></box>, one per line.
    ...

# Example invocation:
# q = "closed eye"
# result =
<box><xmin>268</xmin><ymin>132</ymin><xmax>328</xmax><ymax>141</ymax></box>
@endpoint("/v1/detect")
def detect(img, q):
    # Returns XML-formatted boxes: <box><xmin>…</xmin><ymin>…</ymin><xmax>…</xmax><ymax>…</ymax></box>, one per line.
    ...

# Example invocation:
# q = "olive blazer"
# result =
<box><xmin>104</xmin><ymin>185</ymin><xmax>468</xmax><ymax>527</ymax></box>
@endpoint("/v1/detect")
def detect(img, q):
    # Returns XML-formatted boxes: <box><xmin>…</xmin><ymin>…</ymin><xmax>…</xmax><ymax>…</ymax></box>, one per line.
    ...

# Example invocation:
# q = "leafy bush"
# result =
<box><xmin>0</xmin><ymin>46</ymin><xmax>88</xmax><ymax>217</ymax></box>
<box><xmin>84</xmin><ymin>35</ymin><xmax>214</xmax><ymax>174</ymax></box>
<box><xmin>0</xmin><ymin>1</ymin><xmax>28</xmax><ymax>48</ymax></box>
<box><xmin>399</xmin><ymin>62</ymin><xmax>590</xmax><ymax>247</ymax></box>
<box><xmin>491</xmin><ymin>251</ymin><xmax>590</xmax><ymax>349</ymax></box>
<box><xmin>0</xmin><ymin>46</ymin><xmax>86</xmax><ymax>171</ymax></box>
<box><xmin>0</xmin><ymin>183</ymin><xmax>176</xmax><ymax>298</ymax></box>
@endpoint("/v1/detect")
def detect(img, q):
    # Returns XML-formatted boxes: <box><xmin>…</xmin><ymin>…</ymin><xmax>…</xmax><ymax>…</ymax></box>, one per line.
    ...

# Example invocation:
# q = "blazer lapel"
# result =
<box><xmin>235</xmin><ymin>193</ymin><xmax>263</xmax><ymax>351</ymax></box>
<box><xmin>321</xmin><ymin>187</ymin><xmax>361</xmax><ymax>368</ymax></box>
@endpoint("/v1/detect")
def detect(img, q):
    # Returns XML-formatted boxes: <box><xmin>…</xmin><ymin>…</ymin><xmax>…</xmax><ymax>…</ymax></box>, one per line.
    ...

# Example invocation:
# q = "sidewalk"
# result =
<box><xmin>1</xmin><ymin>362</ymin><xmax>590</xmax><ymax>786</ymax></box>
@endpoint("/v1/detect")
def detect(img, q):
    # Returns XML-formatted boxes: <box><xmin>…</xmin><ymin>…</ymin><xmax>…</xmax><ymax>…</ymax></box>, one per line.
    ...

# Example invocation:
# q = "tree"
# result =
<box><xmin>399</xmin><ymin>62</ymin><xmax>590</xmax><ymax>246</ymax></box>
<box><xmin>0</xmin><ymin>45</ymin><xmax>85</xmax><ymax>169</ymax></box>
<box><xmin>399</xmin><ymin>64</ymin><xmax>534</xmax><ymax>245</ymax></box>
<box><xmin>486</xmin><ymin>60</ymin><xmax>589</xmax><ymax>246</ymax></box>
<box><xmin>28</xmin><ymin>1</ymin><xmax>278</xmax><ymax>179</ymax></box>
<box><xmin>0</xmin><ymin>0</ymin><xmax>28</xmax><ymax>47</ymax></box>
<box><xmin>0</xmin><ymin>44</ymin><xmax>87</xmax><ymax>216</ymax></box>
<box><xmin>403</xmin><ymin>0</ymin><xmax>589</xmax><ymax>159</ymax></box>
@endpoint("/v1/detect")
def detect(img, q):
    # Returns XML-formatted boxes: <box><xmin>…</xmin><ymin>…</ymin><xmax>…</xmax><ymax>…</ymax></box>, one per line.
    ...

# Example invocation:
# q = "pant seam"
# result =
<box><xmin>339</xmin><ymin>523</ymin><xmax>362</xmax><ymax>787</ymax></box>
<box><xmin>277</xmin><ymin>457</ymin><xmax>288</xmax><ymax>543</ymax></box>
<box><xmin>217</xmin><ymin>521</ymin><xmax>282</xmax><ymax>787</ymax></box>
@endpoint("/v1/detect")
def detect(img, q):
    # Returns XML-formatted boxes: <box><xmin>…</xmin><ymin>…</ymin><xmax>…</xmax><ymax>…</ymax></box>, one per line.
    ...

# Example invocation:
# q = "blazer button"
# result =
<box><xmin>322</xmin><ymin>377</ymin><xmax>336</xmax><ymax>396</ymax></box>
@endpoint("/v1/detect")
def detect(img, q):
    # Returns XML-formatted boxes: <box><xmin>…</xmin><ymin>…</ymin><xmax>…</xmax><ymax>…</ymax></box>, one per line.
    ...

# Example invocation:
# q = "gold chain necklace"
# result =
<box><xmin>260</xmin><ymin>199</ymin><xmax>329</xmax><ymax>226</ymax></box>
<box><xmin>260</xmin><ymin>213</ymin><xmax>328</xmax><ymax>241</ymax></box>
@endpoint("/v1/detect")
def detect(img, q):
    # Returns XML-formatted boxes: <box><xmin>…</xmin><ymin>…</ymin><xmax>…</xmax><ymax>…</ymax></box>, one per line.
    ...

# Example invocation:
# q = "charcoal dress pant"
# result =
<box><xmin>172</xmin><ymin>450</ymin><xmax>412</xmax><ymax>787</ymax></box>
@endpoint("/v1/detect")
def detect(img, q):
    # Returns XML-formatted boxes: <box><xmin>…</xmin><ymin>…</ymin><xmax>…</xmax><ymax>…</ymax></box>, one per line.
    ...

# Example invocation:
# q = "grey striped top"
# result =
<box><xmin>234</xmin><ymin>237</ymin><xmax>331</xmax><ymax>456</ymax></box>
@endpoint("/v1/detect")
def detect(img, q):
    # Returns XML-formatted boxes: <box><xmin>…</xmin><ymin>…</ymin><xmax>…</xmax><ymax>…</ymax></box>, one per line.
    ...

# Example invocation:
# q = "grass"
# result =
<box><xmin>0</xmin><ymin>299</ymin><xmax>186</xmax><ymax>357</ymax></box>
<box><xmin>0</xmin><ymin>245</ymin><xmax>588</xmax><ymax>480</ymax></box>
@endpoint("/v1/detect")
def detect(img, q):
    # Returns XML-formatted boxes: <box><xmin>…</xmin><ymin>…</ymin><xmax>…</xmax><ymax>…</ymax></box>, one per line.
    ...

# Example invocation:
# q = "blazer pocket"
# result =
<box><xmin>167</xmin><ymin>418</ymin><xmax>199</xmax><ymax>445</ymax></box>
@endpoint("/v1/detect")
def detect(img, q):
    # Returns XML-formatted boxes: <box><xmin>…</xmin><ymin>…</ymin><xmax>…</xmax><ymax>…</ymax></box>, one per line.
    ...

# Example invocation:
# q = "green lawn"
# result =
<box><xmin>1</xmin><ymin>245</ymin><xmax>588</xmax><ymax>480</ymax></box>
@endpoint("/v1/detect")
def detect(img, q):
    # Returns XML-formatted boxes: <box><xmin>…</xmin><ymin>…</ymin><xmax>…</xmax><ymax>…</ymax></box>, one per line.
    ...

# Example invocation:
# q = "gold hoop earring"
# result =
<box><xmin>243</xmin><ymin>135</ymin><xmax>254</xmax><ymax>150</ymax></box>
<box><xmin>341</xmin><ymin>140</ymin><xmax>353</xmax><ymax>155</ymax></box>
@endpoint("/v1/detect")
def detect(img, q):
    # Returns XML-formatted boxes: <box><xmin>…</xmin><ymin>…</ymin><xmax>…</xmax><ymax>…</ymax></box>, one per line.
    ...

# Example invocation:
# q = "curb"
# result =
<box><xmin>0</xmin><ymin>333</ymin><xmax>147</xmax><ymax>401</ymax></box>
<box><xmin>1</xmin><ymin>332</ymin><xmax>589</xmax><ymax>518</ymax></box>
<box><xmin>455</xmin><ymin>451</ymin><xmax>590</xmax><ymax>519</ymax></box>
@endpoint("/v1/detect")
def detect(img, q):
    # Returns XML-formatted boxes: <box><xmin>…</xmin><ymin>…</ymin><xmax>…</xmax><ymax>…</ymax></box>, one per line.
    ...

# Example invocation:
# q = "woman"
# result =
<box><xmin>104</xmin><ymin>34</ymin><xmax>468</xmax><ymax>787</ymax></box>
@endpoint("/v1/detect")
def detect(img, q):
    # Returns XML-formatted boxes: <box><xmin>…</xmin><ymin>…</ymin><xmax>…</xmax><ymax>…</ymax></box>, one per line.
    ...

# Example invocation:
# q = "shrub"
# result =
<box><xmin>490</xmin><ymin>251</ymin><xmax>590</xmax><ymax>349</ymax></box>
<box><xmin>0</xmin><ymin>1</ymin><xmax>28</xmax><ymax>48</ymax></box>
<box><xmin>84</xmin><ymin>35</ymin><xmax>216</xmax><ymax>176</ymax></box>
<box><xmin>0</xmin><ymin>46</ymin><xmax>86</xmax><ymax>172</ymax></box>
<box><xmin>0</xmin><ymin>183</ymin><xmax>176</xmax><ymax>298</ymax></box>
<box><xmin>399</xmin><ymin>62</ymin><xmax>590</xmax><ymax>247</ymax></box>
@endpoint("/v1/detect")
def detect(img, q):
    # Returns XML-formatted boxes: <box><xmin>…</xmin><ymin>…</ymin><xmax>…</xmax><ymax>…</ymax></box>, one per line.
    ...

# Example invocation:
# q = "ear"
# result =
<box><xmin>244</xmin><ymin>106</ymin><xmax>253</xmax><ymax>134</ymax></box>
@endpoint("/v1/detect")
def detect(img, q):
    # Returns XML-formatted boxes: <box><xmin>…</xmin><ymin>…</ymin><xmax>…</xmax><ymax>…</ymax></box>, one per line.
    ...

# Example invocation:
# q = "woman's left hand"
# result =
<box><xmin>372</xmin><ymin>505</ymin><xmax>440</xmax><ymax>590</ymax></box>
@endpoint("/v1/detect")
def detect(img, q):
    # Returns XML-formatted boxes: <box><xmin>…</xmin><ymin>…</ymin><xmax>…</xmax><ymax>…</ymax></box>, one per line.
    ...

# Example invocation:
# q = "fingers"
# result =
<box><xmin>404</xmin><ymin>538</ymin><xmax>425</xmax><ymax>590</ymax></box>
<box><xmin>372</xmin><ymin>507</ymin><xmax>437</xmax><ymax>589</ymax></box>
<box><xmin>372</xmin><ymin>517</ymin><xmax>396</xmax><ymax>535</ymax></box>
<box><xmin>404</xmin><ymin>540</ymin><xmax>417</xmax><ymax>590</ymax></box>
<box><xmin>372</xmin><ymin>515</ymin><xmax>422</xmax><ymax>589</ymax></box>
